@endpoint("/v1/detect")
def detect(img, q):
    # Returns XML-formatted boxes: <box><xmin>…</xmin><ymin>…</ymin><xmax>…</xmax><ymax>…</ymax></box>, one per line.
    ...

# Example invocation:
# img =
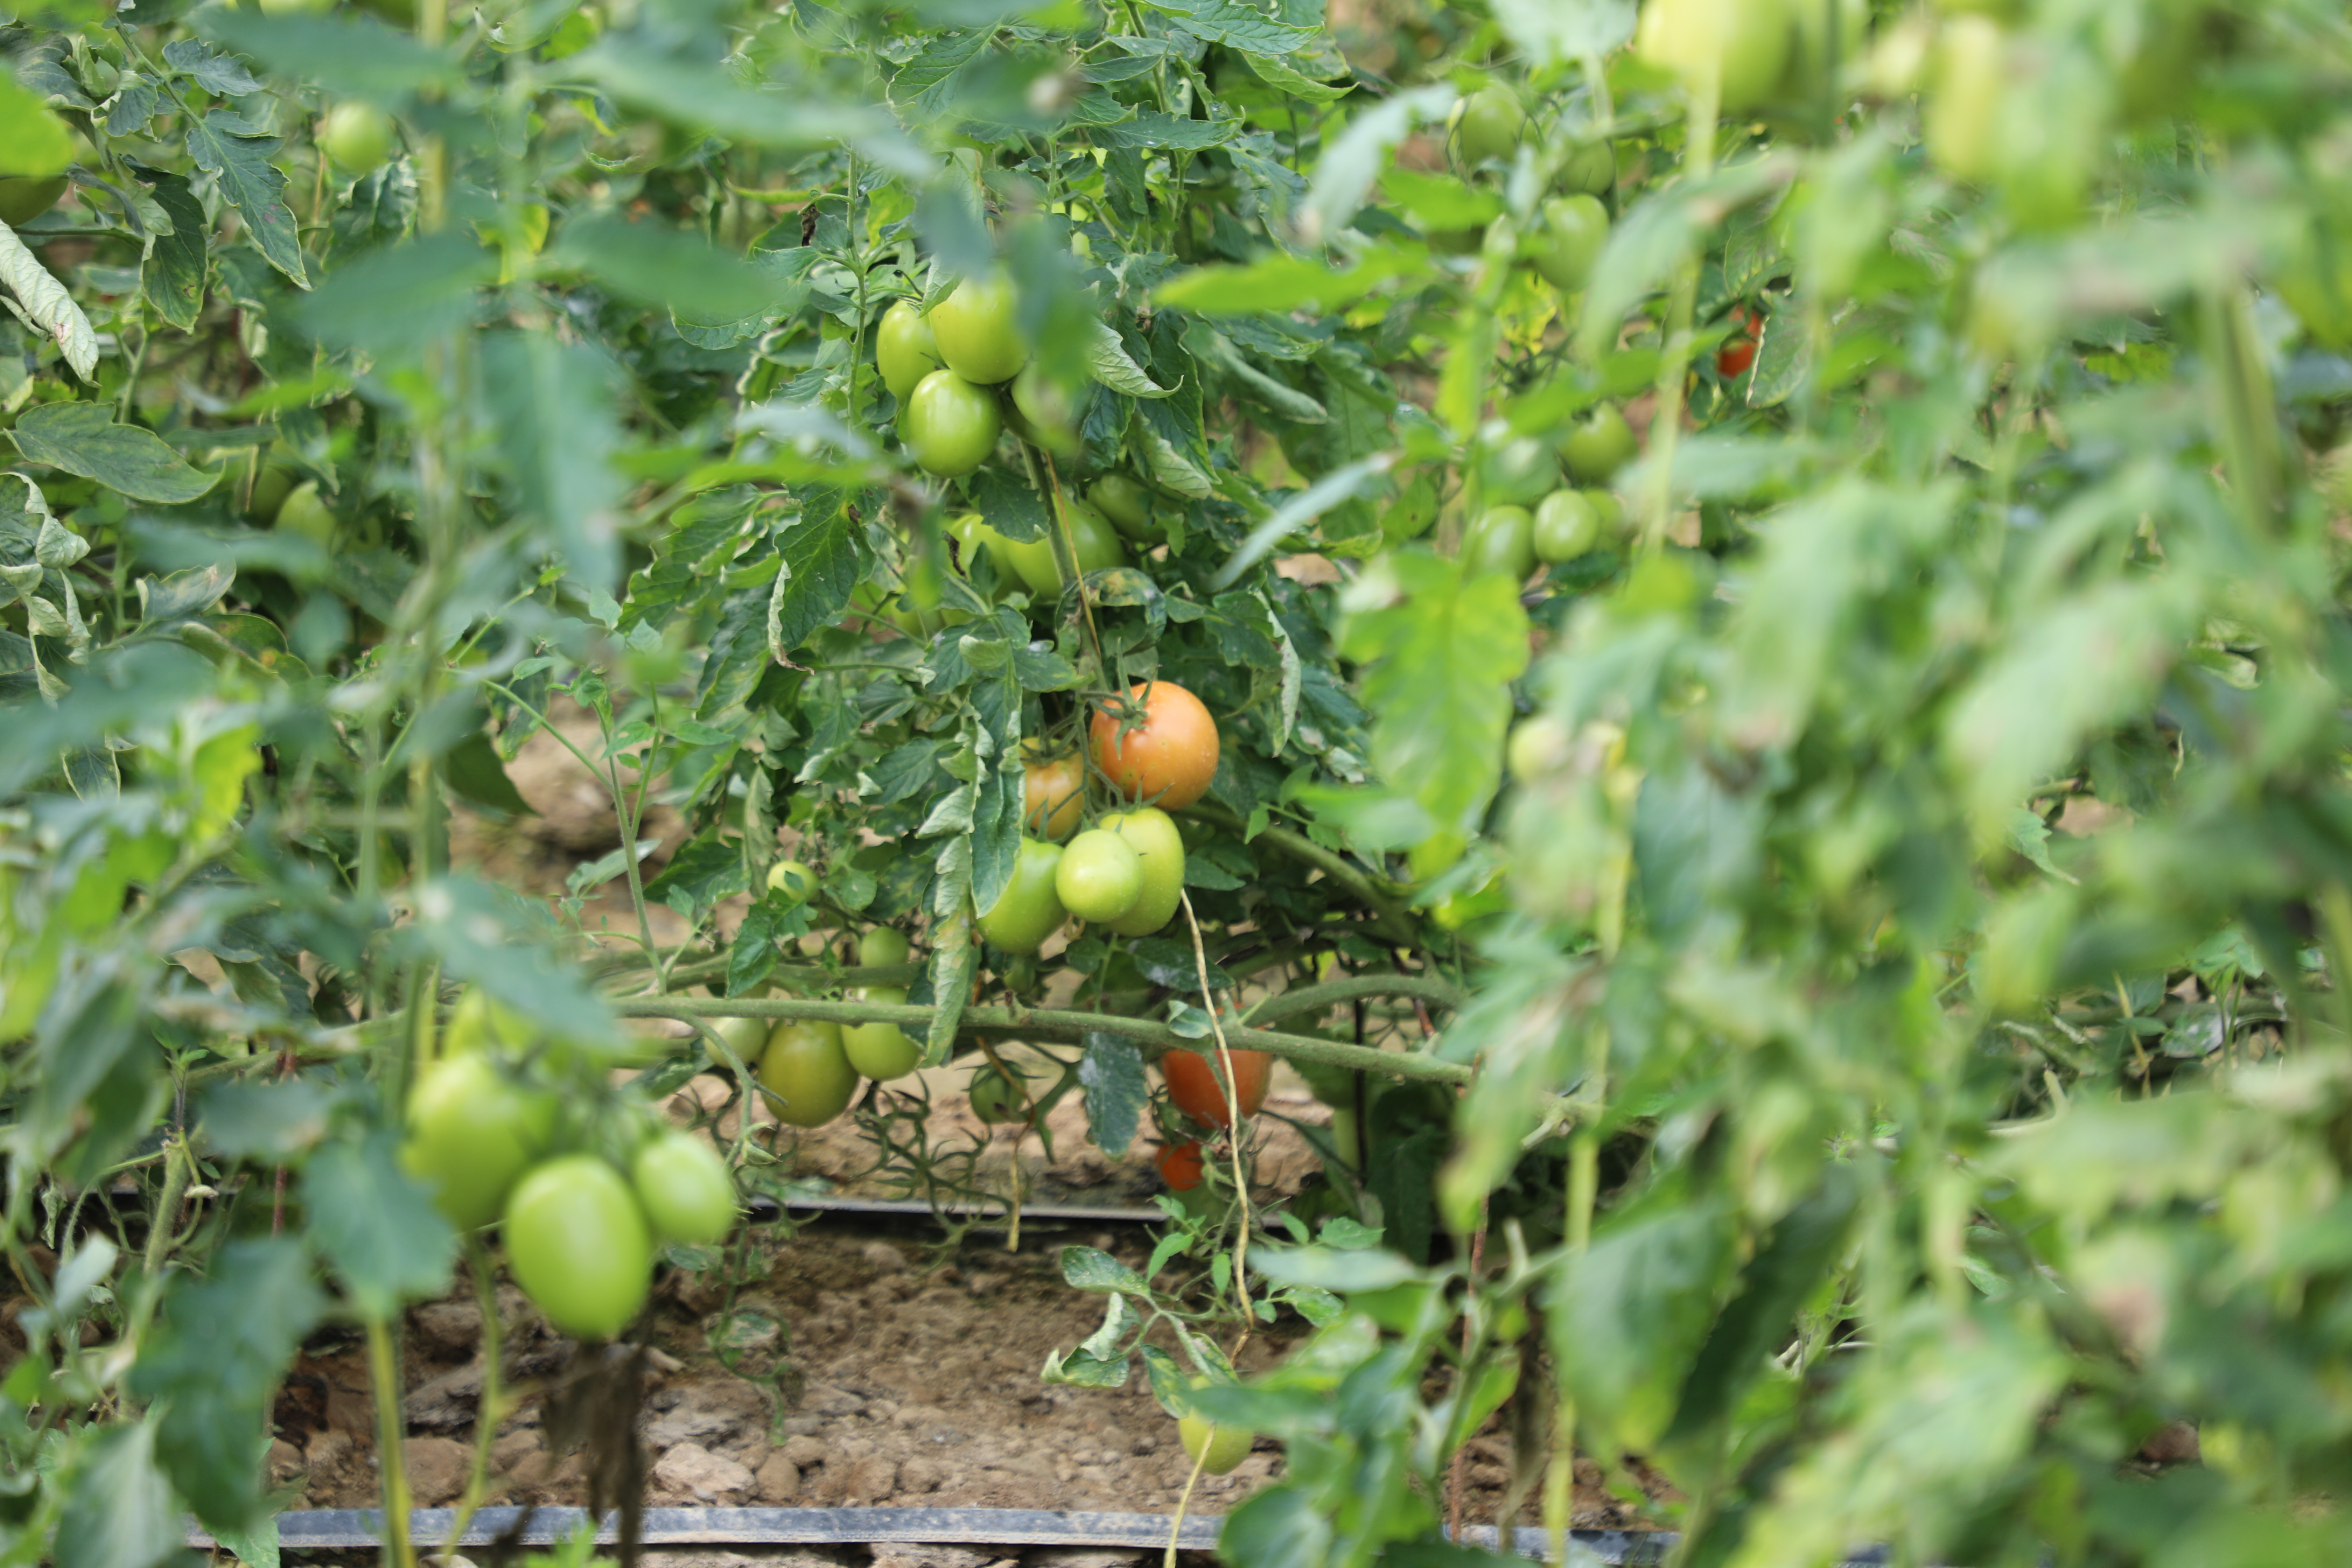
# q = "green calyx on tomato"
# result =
<box><xmin>1463</xmin><ymin>505</ymin><xmax>1536</xmax><ymax>583</ymax></box>
<box><xmin>929</xmin><ymin>273</ymin><xmax>1029</xmax><ymax>385</ymax></box>
<box><xmin>1021</xmin><ymin>741</ymin><xmax>1086</xmax><ymax>840</ymax></box>
<box><xmin>321</xmin><ymin>102</ymin><xmax>396</xmax><ymax>174</ymax></box>
<box><xmin>503</xmin><ymin>1154</ymin><xmax>653</xmax><ymax>1341</ymax></box>
<box><xmin>877</xmin><ymin>300</ymin><xmax>945</xmax><ymax>404</ymax></box>
<box><xmin>1532</xmin><ymin>489</ymin><xmax>1602</xmax><ymax>564</ymax></box>
<box><xmin>1528</xmin><ymin>195</ymin><xmax>1609</xmax><ymax>295</ymax></box>
<box><xmin>757</xmin><ymin>1019</ymin><xmax>859</xmax><ymax>1126</ymax></box>
<box><xmin>1098</xmin><ymin>806</ymin><xmax>1184</xmax><ymax>936</ymax></box>
<box><xmin>1087</xmin><ymin>473</ymin><xmax>1161</xmax><ymax>543</ymax></box>
<box><xmin>1559</xmin><ymin>404</ymin><xmax>1636</xmax><ymax>483</ymax></box>
<box><xmin>1089</xmin><ymin>681</ymin><xmax>1220</xmax><ymax>811</ymax></box>
<box><xmin>1055</xmin><ymin>828</ymin><xmax>1144</xmax><ymax>924</ymax></box>
<box><xmin>978</xmin><ymin>837</ymin><xmax>1068</xmax><ymax>955</ymax></box>
<box><xmin>1179</xmin><ymin>1414</ymin><xmax>1253</xmax><ymax>1476</ymax></box>
<box><xmin>629</xmin><ymin>1129</ymin><xmax>739</xmax><ymax>1246</ymax></box>
<box><xmin>1162</xmin><ymin>1046</ymin><xmax>1270</xmax><ymax>1129</ymax></box>
<box><xmin>400</xmin><ymin>1052</ymin><xmax>556</xmax><ymax>1231</ymax></box>
<box><xmin>843</xmin><ymin>986</ymin><xmax>922</xmax><ymax>1079</ymax></box>
<box><xmin>1452</xmin><ymin>84</ymin><xmax>1527</xmax><ymax>167</ymax></box>
<box><xmin>901</xmin><ymin>370</ymin><xmax>1001</xmax><ymax>478</ymax></box>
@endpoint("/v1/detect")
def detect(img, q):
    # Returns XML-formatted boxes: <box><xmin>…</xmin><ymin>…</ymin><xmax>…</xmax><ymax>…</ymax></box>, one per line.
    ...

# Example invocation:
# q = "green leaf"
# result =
<box><xmin>1155</xmin><ymin>245</ymin><xmax>1423</xmax><ymax>315</ymax></box>
<box><xmin>1301</xmin><ymin>83</ymin><xmax>1456</xmax><ymax>245</ymax></box>
<box><xmin>199</xmin><ymin>7</ymin><xmax>456</xmax><ymax>101</ymax></box>
<box><xmin>550</xmin><ymin>213</ymin><xmax>797</xmax><ymax>322</ymax></box>
<box><xmin>891</xmin><ymin>29</ymin><xmax>991</xmax><ymax>120</ymax></box>
<box><xmin>53</xmin><ymin>1422</ymin><xmax>183</xmax><ymax>1568</ymax></box>
<box><xmin>304</xmin><ymin>1130</ymin><xmax>456</xmax><ymax>1319</ymax></box>
<box><xmin>1578</xmin><ymin>158</ymin><xmax>1788</xmax><ymax>360</ymax></box>
<box><xmin>481</xmin><ymin>332</ymin><xmax>625</xmax><ymax>596</ymax></box>
<box><xmin>198</xmin><ymin>1079</ymin><xmax>333</xmax><ymax>1160</ymax></box>
<box><xmin>161</xmin><ymin>37</ymin><xmax>262</xmax><ymax>97</ymax></box>
<box><xmin>187</xmin><ymin>111</ymin><xmax>308</xmax><ymax>287</ymax></box>
<box><xmin>1142</xmin><ymin>0</ymin><xmax>1318</xmax><ymax>54</ymax></box>
<box><xmin>1085</xmin><ymin>318</ymin><xmax>1175</xmax><ymax>398</ymax></box>
<box><xmin>567</xmin><ymin>44</ymin><xmax>926</xmax><ymax>172</ymax></box>
<box><xmin>442</xmin><ymin>730</ymin><xmax>533</xmax><ymax>817</ymax></box>
<box><xmin>727</xmin><ymin>898</ymin><xmax>785</xmax><ymax>999</ymax></box>
<box><xmin>1078</xmin><ymin>1031</ymin><xmax>1147</xmax><ymax>1157</ymax></box>
<box><xmin>1544</xmin><ymin>1203</ymin><xmax>1732</xmax><ymax>1455</ymax></box>
<box><xmin>1093</xmin><ymin>111</ymin><xmax>1240</xmax><ymax>151</ymax></box>
<box><xmin>288</xmin><ymin>234</ymin><xmax>493</xmax><ymax>353</ymax></box>
<box><xmin>129</xmin><ymin>1238</ymin><xmax>325</xmax><ymax>1533</ymax></box>
<box><xmin>767</xmin><ymin>487</ymin><xmax>869</xmax><ymax>657</ymax></box>
<box><xmin>1061</xmin><ymin>1244</ymin><xmax>1153</xmax><ymax>1294</ymax></box>
<box><xmin>138</xmin><ymin>168</ymin><xmax>208</xmax><ymax>333</ymax></box>
<box><xmin>10</xmin><ymin>403</ymin><xmax>218</xmax><ymax>503</ymax></box>
<box><xmin>1250</xmin><ymin>1243</ymin><xmax>1422</xmax><ymax>1293</ymax></box>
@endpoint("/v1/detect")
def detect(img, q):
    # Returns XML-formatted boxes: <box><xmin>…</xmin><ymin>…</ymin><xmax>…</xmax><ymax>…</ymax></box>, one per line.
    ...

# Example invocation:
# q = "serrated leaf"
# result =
<box><xmin>139</xmin><ymin>168</ymin><xmax>207</xmax><ymax>332</ymax></box>
<box><xmin>187</xmin><ymin>111</ymin><xmax>307</xmax><ymax>287</ymax></box>
<box><xmin>289</xmin><ymin>233</ymin><xmax>495</xmax><ymax>352</ymax></box>
<box><xmin>892</xmin><ymin>28</ymin><xmax>991</xmax><ymax>120</ymax></box>
<box><xmin>1093</xmin><ymin>111</ymin><xmax>1239</xmax><ymax>151</ymax></box>
<box><xmin>1300</xmin><ymin>82</ymin><xmax>1455</xmax><ymax>246</ymax></box>
<box><xmin>162</xmin><ymin>38</ymin><xmax>262</xmax><ymax>97</ymax></box>
<box><xmin>442</xmin><ymin>730</ymin><xmax>534</xmax><ymax>816</ymax></box>
<box><xmin>1142</xmin><ymin>0</ymin><xmax>1317</xmax><ymax>54</ymax></box>
<box><xmin>12</xmin><ymin>403</ymin><xmax>215</xmax><ymax>502</ymax></box>
<box><xmin>482</xmin><ymin>331</ymin><xmax>625</xmax><ymax>596</ymax></box>
<box><xmin>305</xmin><ymin>1131</ymin><xmax>455</xmax><ymax>1318</ymax></box>
<box><xmin>53</xmin><ymin>1423</ymin><xmax>181</xmax><ymax>1568</ymax></box>
<box><xmin>199</xmin><ymin>7</ymin><xmax>457</xmax><ymax>101</ymax></box>
<box><xmin>1078</xmin><ymin>1031</ymin><xmax>1147</xmax><ymax>1157</ymax></box>
<box><xmin>767</xmin><ymin>488</ymin><xmax>869</xmax><ymax>657</ymax></box>
<box><xmin>1062</xmin><ymin>1244</ymin><xmax>1153</xmax><ymax>1294</ymax></box>
<box><xmin>1086</xmin><ymin>317</ymin><xmax>1174</xmax><ymax>397</ymax></box>
<box><xmin>0</xmin><ymin>221</ymin><xmax>99</xmax><ymax>382</ymax></box>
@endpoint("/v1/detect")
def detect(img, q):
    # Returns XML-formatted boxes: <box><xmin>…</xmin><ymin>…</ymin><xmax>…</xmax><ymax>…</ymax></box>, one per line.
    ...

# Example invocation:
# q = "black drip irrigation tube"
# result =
<box><xmin>186</xmin><ymin>1505</ymin><xmax>1894</xmax><ymax>1564</ymax></box>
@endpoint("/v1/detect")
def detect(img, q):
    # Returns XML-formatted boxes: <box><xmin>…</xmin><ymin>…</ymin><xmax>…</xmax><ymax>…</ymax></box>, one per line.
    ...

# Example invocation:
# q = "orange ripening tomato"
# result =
<box><xmin>1021</xmin><ymin>745</ymin><xmax>1085</xmax><ymax>840</ymax></box>
<box><xmin>1717</xmin><ymin>306</ymin><xmax>1762</xmax><ymax>380</ymax></box>
<box><xmin>1088</xmin><ymin>681</ymin><xmax>1219</xmax><ymax>810</ymax></box>
<box><xmin>1162</xmin><ymin>1048</ymin><xmax>1270</xmax><ymax>1129</ymax></box>
<box><xmin>1157</xmin><ymin>1140</ymin><xmax>1206</xmax><ymax>1191</ymax></box>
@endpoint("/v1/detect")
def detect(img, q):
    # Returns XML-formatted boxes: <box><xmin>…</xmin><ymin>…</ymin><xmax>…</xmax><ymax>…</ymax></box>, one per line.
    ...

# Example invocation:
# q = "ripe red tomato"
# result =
<box><xmin>1162</xmin><ymin>1048</ymin><xmax>1270</xmax><ymax>1129</ymax></box>
<box><xmin>502</xmin><ymin>1155</ymin><xmax>654</xmax><ymax>1341</ymax></box>
<box><xmin>1717</xmin><ymin>306</ymin><xmax>1761</xmax><ymax>380</ymax></box>
<box><xmin>1157</xmin><ymin>1140</ymin><xmax>1206</xmax><ymax>1191</ymax></box>
<box><xmin>901</xmin><ymin>370</ymin><xmax>1001</xmax><ymax>478</ymax></box>
<box><xmin>1089</xmin><ymin>681</ymin><xmax>1219</xmax><ymax>811</ymax></box>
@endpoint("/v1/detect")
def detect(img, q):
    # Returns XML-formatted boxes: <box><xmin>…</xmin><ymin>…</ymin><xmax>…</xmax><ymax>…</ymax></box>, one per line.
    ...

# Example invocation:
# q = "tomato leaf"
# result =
<box><xmin>1078</xmin><ymin>1031</ymin><xmax>1148</xmax><ymax>1157</ymax></box>
<box><xmin>303</xmin><ymin>1131</ymin><xmax>455</xmax><ymax>1322</ymax></box>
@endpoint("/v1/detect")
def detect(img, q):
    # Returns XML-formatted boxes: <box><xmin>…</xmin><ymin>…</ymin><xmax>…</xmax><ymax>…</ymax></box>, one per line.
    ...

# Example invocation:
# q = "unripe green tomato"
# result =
<box><xmin>0</xmin><ymin>175</ymin><xmax>67</xmax><ymax>227</ymax></box>
<box><xmin>978</xmin><ymin>838</ymin><xmax>1068</xmax><ymax>955</ymax></box>
<box><xmin>929</xmin><ymin>273</ymin><xmax>1029</xmax><ymax>385</ymax></box>
<box><xmin>1055</xmin><ymin>828</ymin><xmax>1144</xmax><ymax>923</ymax></box>
<box><xmin>859</xmin><ymin>925</ymin><xmax>912</xmax><ymax>969</ymax></box>
<box><xmin>996</xmin><ymin>502</ymin><xmax>1127</xmax><ymax>597</ymax></box>
<box><xmin>320</xmin><ymin>102</ymin><xmax>396</xmax><ymax>174</ymax></box>
<box><xmin>1557</xmin><ymin>139</ymin><xmax>1616</xmax><ymax>196</ymax></box>
<box><xmin>1010</xmin><ymin>363</ymin><xmax>1085</xmax><ymax>453</ymax></box>
<box><xmin>1088</xmin><ymin>474</ymin><xmax>1161</xmax><ymax>543</ymax></box>
<box><xmin>1463</xmin><ymin>505</ymin><xmax>1536</xmax><ymax>583</ymax></box>
<box><xmin>399</xmin><ymin>1053</ymin><xmax>556</xmax><ymax>1231</ymax></box>
<box><xmin>1179</xmin><ymin>1414</ymin><xmax>1253</xmax><ymax>1476</ymax></box>
<box><xmin>1480</xmin><ymin>436</ymin><xmax>1559</xmax><ymax>507</ymax></box>
<box><xmin>1452</xmin><ymin>84</ymin><xmax>1527</xmax><ymax>166</ymax></box>
<box><xmin>1508</xmin><ymin>714</ymin><xmax>1573</xmax><ymax>783</ymax></box>
<box><xmin>1925</xmin><ymin>16</ymin><xmax>2007</xmax><ymax>186</ymax></box>
<box><xmin>1633</xmin><ymin>0</ymin><xmax>1792</xmax><ymax>114</ymax></box>
<box><xmin>1532</xmin><ymin>489</ymin><xmax>1602</xmax><ymax>563</ymax></box>
<box><xmin>877</xmin><ymin>301</ymin><xmax>945</xmax><ymax>405</ymax></box>
<box><xmin>843</xmin><ymin>986</ymin><xmax>922</xmax><ymax>1080</ymax></box>
<box><xmin>901</xmin><ymin>370</ymin><xmax>1002</xmax><ymax>478</ymax></box>
<box><xmin>969</xmin><ymin>1063</ymin><xmax>1030</xmax><ymax>1124</ymax></box>
<box><xmin>766</xmin><ymin>859</ymin><xmax>817</xmax><ymax>905</ymax></box>
<box><xmin>275</xmin><ymin>482</ymin><xmax>336</xmax><ymax>546</ymax></box>
<box><xmin>712</xmin><ymin>1014</ymin><xmax>769</xmax><ymax>1065</ymax></box>
<box><xmin>256</xmin><ymin>0</ymin><xmax>332</xmax><ymax>13</ymax></box>
<box><xmin>1783</xmin><ymin>0</ymin><xmax>1868</xmax><ymax>101</ymax></box>
<box><xmin>1530</xmin><ymin>195</ymin><xmax>1609</xmax><ymax>294</ymax></box>
<box><xmin>757</xmin><ymin>1020</ymin><xmax>859</xmax><ymax>1126</ymax></box>
<box><xmin>1559</xmin><ymin>405</ymin><xmax>1635</xmax><ymax>482</ymax></box>
<box><xmin>629</xmin><ymin>1130</ymin><xmax>739</xmax><ymax>1246</ymax></box>
<box><xmin>502</xmin><ymin>1155</ymin><xmax>653</xmax><ymax>1341</ymax></box>
<box><xmin>242</xmin><ymin>458</ymin><xmax>298</xmax><ymax>524</ymax></box>
<box><xmin>1098</xmin><ymin>806</ymin><xmax>1185</xmax><ymax>937</ymax></box>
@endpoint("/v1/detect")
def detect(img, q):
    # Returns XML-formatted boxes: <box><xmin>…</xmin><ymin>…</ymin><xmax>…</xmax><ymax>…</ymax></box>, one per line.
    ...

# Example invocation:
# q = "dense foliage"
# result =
<box><xmin>7</xmin><ymin>0</ymin><xmax>2352</xmax><ymax>1563</ymax></box>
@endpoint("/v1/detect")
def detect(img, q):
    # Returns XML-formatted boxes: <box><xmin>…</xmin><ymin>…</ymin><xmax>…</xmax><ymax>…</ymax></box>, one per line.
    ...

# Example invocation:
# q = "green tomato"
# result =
<box><xmin>1453</xmin><ymin>84</ymin><xmax>1527</xmax><ymax>166</ymax></box>
<box><xmin>1010</xmin><ymin>363</ymin><xmax>1085</xmax><ymax>454</ymax></box>
<box><xmin>1098</xmin><ymin>806</ymin><xmax>1184</xmax><ymax>937</ymax></box>
<box><xmin>995</xmin><ymin>502</ymin><xmax>1127</xmax><ymax>597</ymax></box>
<box><xmin>1925</xmin><ymin>15</ymin><xmax>2006</xmax><ymax>187</ymax></box>
<box><xmin>399</xmin><ymin>1053</ymin><xmax>556</xmax><ymax>1231</ymax></box>
<box><xmin>929</xmin><ymin>273</ymin><xmax>1029</xmax><ymax>385</ymax></box>
<box><xmin>901</xmin><ymin>370</ymin><xmax>1002</xmax><ymax>479</ymax></box>
<box><xmin>444</xmin><ymin>986</ymin><xmax>532</xmax><ymax>1057</ymax></box>
<box><xmin>711</xmin><ymin>1013</ymin><xmax>770</xmax><ymax>1065</ymax></box>
<box><xmin>1507</xmin><ymin>714</ymin><xmax>1573</xmax><ymax>784</ymax></box>
<box><xmin>629</xmin><ymin>1130</ymin><xmax>739</xmax><ymax>1246</ymax></box>
<box><xmin>757</xmin><ymin>1019</ymin><xmax>859</xmax><ymax>1127</ymax></box>
<box><xmin>0</xmin><ymin>176</ymin><xmax>67</xmax><ymax>227</ymax></box>
<box><xmin>1559</xmin><ymin>405</ymin><xmax>1636</xmax><ymax>482</ymax></box>
<box><xmin>1558</xmin><ymin>139</ymin><xmax>1616</xmax><ymax>196</ymax></box>
<box><xmin>1179</xmin><ymin>1414</ymin><xmax>1253</xmax><ymax>1476</ymax></box>
<box><xmin>502</xmin><ymin>1155</ymin><xmax>653</xmax><ymax>1341</ymax></box>
<box><xmin>843</xmin><ymin>986</ymin><xmax>922</xmax><ymax>1079</ymax></box>
<box><xmin>1479</xmin><ymin>436</ymin><xmax>1559</xmax><ymax>507</ymax></box>
<box><xmin>766</xmin><ymin>859</ymin><xmax>817</xmax><ymax>905</ymax></box>
<box><xmin>978</xmin><ymin>838</ymin><xmax>1068</xmax><ymax>955</ymax></box>
<box><xmin>1056</xmin><ymin>828</ymin><xmax>1144</xmax><ymax>924</ymax></box>
<box><xmin>877</xmin><ymin>301</ymin><xmax>945</xmax><ymax>405</ymax></box>
<box><xmin>859</xmin><ymin>925</ymin><xmax>912</xmax><ymax>969</ymax></box>
<box><xmin>1463</xmin><ymin>505</ymin><xmax>1536</xmax><ymax>583</ymax></box>
<box><xmin>1532</xmin><ymin>489</ymin><xmax>1602</xmax><ymax>564</ymax></box>
<box><xmin>1087</xmin><ymin>474</ymin><xmax>1161</xmax><ymax>543</ymax></box>
<box><xmin>968</xmin><ymin>1063</ymin><xmax>1030</xmax><ymax>1125</ymax></box>
<box><xmin>275</xmin><ymin>482</ymin><xmax>337</xmax><ymax>546</ymax></box>
<box><xmin>257</xmin><ymin>0</ymin><xmax>332</xmax><ymax>13</ymax></box>
<box><xmin>1529</xmin><ymin>195</ymin><xmax>1609</xmax><ymax>294</ymax></box>
<box><xmin>1633</xmin><ymin>0</ymin><xmax>1793</xmax><ymax>114</ymax></box>
<box><xmin>243</xmin><ymin>457</ymin><xmax>299</xmax><ymax>524</ymax></box>
<box><xmin>321</xmin><ymin>102</ymin><xmax>396</xmax><ymax>174</ymax></box>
